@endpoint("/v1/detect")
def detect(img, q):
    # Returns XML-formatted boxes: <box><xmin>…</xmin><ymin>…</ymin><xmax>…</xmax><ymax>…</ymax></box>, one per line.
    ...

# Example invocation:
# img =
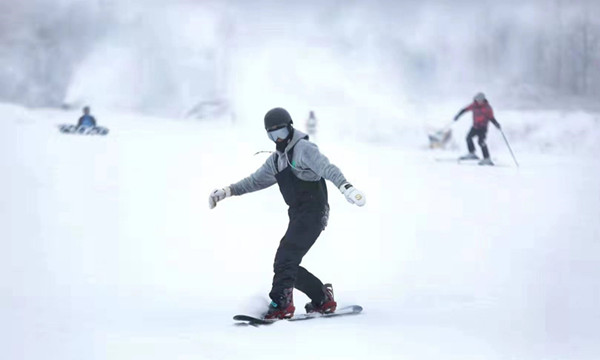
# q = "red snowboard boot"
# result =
<box><xmin>305</xmin><ymin>283</ymin><xmax>337</xmax><ymax>314</ymax></box>
<box><xmin>264</xmin><ymin>288</ymin><xmax>295</xmax><ymax>319</ymax></box>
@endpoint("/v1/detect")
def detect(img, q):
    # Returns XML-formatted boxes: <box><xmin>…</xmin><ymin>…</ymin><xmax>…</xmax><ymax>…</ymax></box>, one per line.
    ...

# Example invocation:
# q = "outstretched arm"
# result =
<box><xmin>229</xmin><ymin>155</ymin><xmax>278</xmax><ymax>196</ymax></box>
<box><xmin>454</xmin><ymin>108</ymin><xmax>466</xmax><ymax>121</ymax></box>
<box><xmin>296</xmin><ymin>140</ymin><xmax>365</xmax><ymax>206</ymax></box>
<box><xmin>454</xmin><ymin>106</ymin><xmax>470</xmax><ymax>121</ymax></box>
<box><xmin>208</xmin><ymin>154</ymin><xmax>279</xmax><ymax>209</ymax></box>
<box><xmin>490</xmin><ymin>117</ymin><xmax>501</xmax><ymax>129</ymax></box>
<box><xmin>295</xmin><ymin>140</ymin><xmax>346</xmax><ymax>188</ymax></box>
<box><xmin>485</xmin><ymin>105</ymin><xmax>500</xmax><ymax>129</ymax></box>
<box><xmin>454</xmin><ymin>105</ymin><xmax>472</xmax><ymax>121</ymax></box>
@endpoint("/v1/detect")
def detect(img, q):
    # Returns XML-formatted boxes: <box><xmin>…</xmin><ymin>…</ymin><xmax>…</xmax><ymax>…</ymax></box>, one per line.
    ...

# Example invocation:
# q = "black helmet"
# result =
<box><xmin>264</xmin><ymin>107</ymin><xmax>293</xmax><ymax>130</ymax></box>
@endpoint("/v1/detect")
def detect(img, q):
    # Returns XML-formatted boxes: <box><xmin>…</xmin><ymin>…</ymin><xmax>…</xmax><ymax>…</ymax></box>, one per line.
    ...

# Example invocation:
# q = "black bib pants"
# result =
<box><xmin>269</xmin><ymin>150</ymin><xmax>330</xmax><ymax>306</ymax></box>
<box><xmin>466</xmin><ymin>126</ymin><xmax>490</xmax><ymax>159</ymax></box>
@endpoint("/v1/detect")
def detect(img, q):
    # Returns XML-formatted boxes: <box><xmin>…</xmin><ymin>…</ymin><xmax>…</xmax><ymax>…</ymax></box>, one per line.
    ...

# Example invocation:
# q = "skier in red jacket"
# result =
<box><xmin>454</xmin><ymin>92</ymin><xmax>501</xmax><ymax>166</ymax></box>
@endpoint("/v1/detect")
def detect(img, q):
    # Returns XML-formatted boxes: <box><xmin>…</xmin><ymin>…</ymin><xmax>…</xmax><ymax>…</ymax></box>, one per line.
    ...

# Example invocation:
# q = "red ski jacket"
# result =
<box><xmin>463</xmin><ymin>101</ymin><xmax>495</xmax><ymax>129</ymax></box>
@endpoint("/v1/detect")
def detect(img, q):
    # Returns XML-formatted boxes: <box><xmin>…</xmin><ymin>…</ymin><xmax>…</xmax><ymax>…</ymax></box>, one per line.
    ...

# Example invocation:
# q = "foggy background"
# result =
<box><xmin>1</xmin><ymin>2</ymin><xmax>599</xmax><ymax>359</ymax></box>
<box><xmin>1</xmin><ymin>0</ymin><xmax>599</xmax><ymax>119</ymax></box>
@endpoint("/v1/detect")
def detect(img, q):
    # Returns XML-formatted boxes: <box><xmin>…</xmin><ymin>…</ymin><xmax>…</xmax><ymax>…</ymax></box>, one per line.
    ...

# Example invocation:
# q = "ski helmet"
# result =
<box><xmin>474</xmin><ymin>92</ymin><xmax>486</xmax><ymax>103</ymax></box>
<box><xmin>264</xmin><ymin>107</ymin><xmax>293</xmax><ymax>130</ymax></box>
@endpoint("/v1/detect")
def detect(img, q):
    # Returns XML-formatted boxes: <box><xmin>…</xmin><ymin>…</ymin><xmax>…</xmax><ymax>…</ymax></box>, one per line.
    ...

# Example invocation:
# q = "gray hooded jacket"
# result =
<box><xmin>229</xmin><ymin>129</ymin><xmax>347</xmax><ymax>196</ymax></box>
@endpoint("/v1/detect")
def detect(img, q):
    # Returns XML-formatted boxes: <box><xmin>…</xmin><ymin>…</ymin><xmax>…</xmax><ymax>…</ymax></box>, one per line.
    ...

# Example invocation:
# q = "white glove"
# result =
<box><xmin>339</xmin><ymin>183</ymin><xmax>366</xmax><ymax>207</ymax></box>
<box><xmin>208</xmin><ymin>187</ymin><xmax>231</xmax><ymax>209</ymax></box>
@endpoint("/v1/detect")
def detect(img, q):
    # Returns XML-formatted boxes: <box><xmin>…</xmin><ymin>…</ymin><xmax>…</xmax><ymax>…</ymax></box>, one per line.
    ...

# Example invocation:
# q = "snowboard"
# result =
<box><xmin>59</xmin><ymin>124</ymin><xmax>109</xmax><ymax>136</ymax></box>
<box><xmin>234</xmin><ymin>305</ymin><xmax>363</xmax><ymax>326</ymax></box>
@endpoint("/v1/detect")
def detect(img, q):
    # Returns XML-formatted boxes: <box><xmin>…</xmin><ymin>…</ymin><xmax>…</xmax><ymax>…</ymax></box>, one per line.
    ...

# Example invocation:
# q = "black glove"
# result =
<box><xmin>495</xmin><ymin>122</ymin><xmax>501</xmax><ymax>129</ymax></box>
<box><xmin>454</xmin><ymin>108</ymin><xmax>467</xmax><ymax>121</ymax></box>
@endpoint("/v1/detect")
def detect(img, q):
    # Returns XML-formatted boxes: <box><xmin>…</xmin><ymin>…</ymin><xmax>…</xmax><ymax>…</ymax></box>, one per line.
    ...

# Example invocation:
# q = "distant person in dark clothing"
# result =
<box><xmin>454</xmin><ymin>92</ymin><xmax>501</xmax><ymax>166</ymax></box>
<box><xmin>77</xmin><ymin>106</ymin><xmax>97</xmax><ymax>128</ymax></box>
<box><xmin>306</xmin><ymin>110</ymin><xmax>317</xmax><ymax>136</ymax></box>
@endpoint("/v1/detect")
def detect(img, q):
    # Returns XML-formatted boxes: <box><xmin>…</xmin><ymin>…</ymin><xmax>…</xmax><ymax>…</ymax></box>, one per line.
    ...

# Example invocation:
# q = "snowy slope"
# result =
<box><xmin>1</xmin><ymin>103</ymin><xmax>599</xmax><ymax>360</ymax></box>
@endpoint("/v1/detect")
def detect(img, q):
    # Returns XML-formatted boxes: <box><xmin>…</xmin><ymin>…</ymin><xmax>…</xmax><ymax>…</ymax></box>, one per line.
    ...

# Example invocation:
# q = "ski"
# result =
<box><xmin>435</xmin><ymin>157</ymin><xmax>511</xmax><ymax>167</ymax></box>
<box><xmin>457</xmin><ymin>157</ymin><xmax>480</xmax><ymax>162</ymax></box>
<box><xmin>233</xmin><ymin>305</ymin><xmax>363</xmax><ymax>326</ymax></box>
<box><xmin>434</xmin><ymin>157</ymin><xmax>461</xmax><ymax>163</ymax></box>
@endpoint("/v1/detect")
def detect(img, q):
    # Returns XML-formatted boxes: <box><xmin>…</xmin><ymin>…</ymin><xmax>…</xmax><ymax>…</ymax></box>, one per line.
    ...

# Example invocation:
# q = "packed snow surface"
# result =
<box><xmin>1</xmin><ymin>103</ymin><xmax>599</xmax><ymax>360</ymax></box>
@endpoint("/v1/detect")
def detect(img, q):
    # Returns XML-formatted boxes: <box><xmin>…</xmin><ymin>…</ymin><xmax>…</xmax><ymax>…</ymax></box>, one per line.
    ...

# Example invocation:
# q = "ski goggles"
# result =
<box><xmin>267</xmin><ymin>125</ymin><xmax>289</xmax><ymax>142</ymax></box>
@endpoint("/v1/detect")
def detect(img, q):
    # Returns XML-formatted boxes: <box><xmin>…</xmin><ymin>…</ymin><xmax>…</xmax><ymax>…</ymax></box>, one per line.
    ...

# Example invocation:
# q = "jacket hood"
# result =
<box><xmin>279</xmin><ymin>128</ymin><xmax>309</xmax><ymax>154</ymax></box>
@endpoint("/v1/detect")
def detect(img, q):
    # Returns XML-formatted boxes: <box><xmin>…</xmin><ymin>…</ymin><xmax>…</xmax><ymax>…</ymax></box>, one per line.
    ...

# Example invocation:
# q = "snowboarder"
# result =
<box><xmin>77</xmin><ymin>106</ymin><xmax>97</xmax><ymax>128</ymax></box>
<box><xmin>454</xmin><ymin>92</ymin><xmax>501</xmax><ymax>165</ymax></box>
<box><xmin>208</xmin><ymin>107</ymin><xmax>366</xmax><ymax>320</ymax></box>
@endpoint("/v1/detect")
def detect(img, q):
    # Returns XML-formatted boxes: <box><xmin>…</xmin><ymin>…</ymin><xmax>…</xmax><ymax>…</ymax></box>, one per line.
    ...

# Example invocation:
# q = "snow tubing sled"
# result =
<box><xmin>59</xmin><ymin>124</ymin><xmax>109</xmax><ymax>136</ymax></box>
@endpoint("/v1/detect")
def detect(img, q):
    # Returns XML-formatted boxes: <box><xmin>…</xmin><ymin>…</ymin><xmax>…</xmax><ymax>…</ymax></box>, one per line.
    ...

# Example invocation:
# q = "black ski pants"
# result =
<box><xmin>269</xmin><ymin>208</ymin><xmax>328</xmax><ymax>306</ymax></box>
<box><xmin>466</xmin><ymin>126</ymin><xmax>490</xmax><ymax>159</ymax></box>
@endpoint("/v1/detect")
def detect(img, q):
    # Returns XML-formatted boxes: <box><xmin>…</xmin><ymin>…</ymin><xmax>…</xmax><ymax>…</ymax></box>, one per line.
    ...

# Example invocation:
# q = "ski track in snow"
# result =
<box><xmin>1</xmin><ymin>104</ymin><xmax>599</xmax><ymax>360</ymax></box>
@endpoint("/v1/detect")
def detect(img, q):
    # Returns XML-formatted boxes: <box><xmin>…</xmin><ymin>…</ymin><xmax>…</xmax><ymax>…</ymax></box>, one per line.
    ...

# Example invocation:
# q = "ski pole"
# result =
<box><xmin>500</xmin><ymin>129</ymin><xmax>519</xmax><ymax>167</ymax></box>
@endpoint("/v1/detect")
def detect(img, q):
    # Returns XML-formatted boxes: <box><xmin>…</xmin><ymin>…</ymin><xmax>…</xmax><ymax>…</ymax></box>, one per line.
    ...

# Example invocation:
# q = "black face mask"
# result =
<box><xmin>275</xmin><ymin>126</ymin><xmax>294</xmax><ymax>152</ymax></box>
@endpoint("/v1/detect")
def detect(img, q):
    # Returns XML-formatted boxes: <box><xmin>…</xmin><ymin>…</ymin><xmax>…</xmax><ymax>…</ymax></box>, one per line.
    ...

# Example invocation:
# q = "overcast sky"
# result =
<box><xmin>0</xmin><ymin>0</ymin><xmax>598</xmax><ymax>115</ymax></box>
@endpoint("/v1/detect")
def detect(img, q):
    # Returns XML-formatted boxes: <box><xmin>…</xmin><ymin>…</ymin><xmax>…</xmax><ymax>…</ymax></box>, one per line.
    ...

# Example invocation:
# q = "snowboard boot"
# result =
<box><xmin>478</xmin><ymin>157</ymin><xmax>494</xmax><ymax>166</ymax></box>
<box><xmin>459</xmin><ymin>152</ymin><xmax>479</xmax><ymax>160</ymax></box>
<box><xmin>305</xmin><ymin>283</ymin><xmax>337</xmax><ymax>314</ymax></box>
<box><xmin>264</xmin><ymin>288</ymin><xmax>295</xmax><ymax>319</ymax></box>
